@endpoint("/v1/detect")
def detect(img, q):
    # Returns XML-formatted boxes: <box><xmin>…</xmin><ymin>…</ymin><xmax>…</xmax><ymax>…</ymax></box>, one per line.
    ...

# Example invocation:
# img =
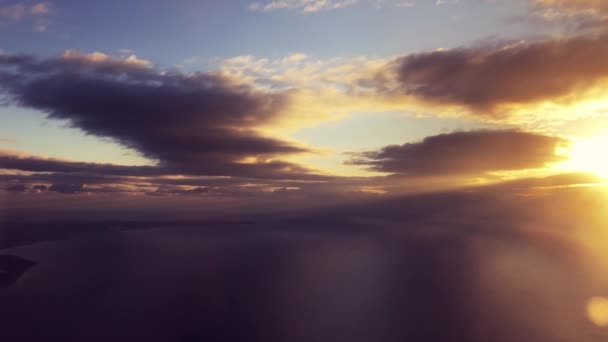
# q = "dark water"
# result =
<box><xmin>0</xmin><ymin>254</ymin><xmax>36</xmax><ymax>288</ymax></box>
<box><xmin>0</xmin><ymin>223</ymin><xmax>607</xmax><ymax>342</ymax></box>
<box><xmin>2</xmin><ymin>187</ymin><xmax>608</xmax><ymax>341</ymax></box>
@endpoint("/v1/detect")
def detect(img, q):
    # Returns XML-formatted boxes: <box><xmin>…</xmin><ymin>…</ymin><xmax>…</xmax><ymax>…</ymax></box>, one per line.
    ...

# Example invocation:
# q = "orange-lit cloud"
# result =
<box><xmin>218</xmin><ymin>38</ymin><xmax>608</xmax><ymax>128</ymax></box>
<box><xmin>348</xmin><ymin>130</ymin><xmax>568</xmax><ymax>175</ymax></box>
<box><xmin>365</xmin><ymin>34</ymin><xmax>608</xmax><ymax>117</ymax></box>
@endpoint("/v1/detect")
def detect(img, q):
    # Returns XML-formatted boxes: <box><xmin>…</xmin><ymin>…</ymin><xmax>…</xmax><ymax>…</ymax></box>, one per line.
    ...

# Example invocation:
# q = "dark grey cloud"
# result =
<box><xmin>0</xmin><ymin>52</ymin><xmax>318</xmax><ymax>180</ymax></box>
<box><xmin>0</xmin><ymin>152</ymin><xmax>162</xmax><ymax>176</ymax></box>
<box><xmin>144</xmin><ymin>185</ymin><xmax>289</xmax><ymax>198</ymax></box>
<box><xmin>47</xmin><ymin>183</ymin><xmax>131</xmax><ymax>194</ymax></box>
<box><xmin>0</xmin><ymin>171</ymin><xmax>128</xmax><ymax>188</ymax></box>
<box><xmin>0</xmin><ymin>151</ymin><xmax>331</xmax><ymax>183</ymax></box>
<box><xmin>0</xmin><ymin>180</ymin><xmax>134</xmax><ymax>195</ymax></box>
<box><xmin>146</xmin><ymin>186</ymin><xmax>211</xmax><ymax>197</ymax></box>
<box><xmin>0</xmin><ymin>163</ymin><xmax>335</xmax><ymax>199</ymax></box>
<box><xmin>348</xmin><ymin>130</ymin><xmax>567</xmax><ymax>175</ymax></box>
<box><xmin>4</xmin><ymin>184</ymin><xmax>27</xmax><ymax>192</ymax></box>
<box><xmin>371</xmin><ymin>34</ymin><xmax>608</xmax><ymax>114</ymax></box>
<box><xmin>48</xmin><ymin>183</ymin><xmax>85</xmax><ymax>194</ymax></box>
<box><xmin>2</xmin><ymin>182</ymin><xmax>51</xmax><ymax>194</ymax></box>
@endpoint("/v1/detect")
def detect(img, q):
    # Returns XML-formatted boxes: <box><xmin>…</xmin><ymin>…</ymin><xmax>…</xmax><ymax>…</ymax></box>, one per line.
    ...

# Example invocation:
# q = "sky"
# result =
<box><xmin>1</xmin><ymin>0</ymin><xmax>608</xmax><ymax>208</ymax></box>
<box><xmin>4</xmin><ymin>2</ymin><xmax>608</xmax><ymax>340</ymax></box>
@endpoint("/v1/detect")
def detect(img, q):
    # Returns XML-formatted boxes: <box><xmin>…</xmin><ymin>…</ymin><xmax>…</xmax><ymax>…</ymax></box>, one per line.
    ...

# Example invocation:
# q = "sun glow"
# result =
<box><xmin>561</xmin><ymin>134</ymin><xmax>608</xmax><ymax>179</ymax></box>
<box><xmin>587</xmin><ymin>297</ymin><xmax>608</xmax><ymax>327</ymax></box>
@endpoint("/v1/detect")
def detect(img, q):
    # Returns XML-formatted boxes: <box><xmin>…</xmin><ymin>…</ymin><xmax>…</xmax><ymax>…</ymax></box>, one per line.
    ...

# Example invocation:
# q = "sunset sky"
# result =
<box><xmin>5</xmin><ymin>2</ymin><xmax>608</xmax><ymax>340</ymax></box>
<box><xmin>1</xmin><ymin>0</ymin><xmax>608</xmax><ymax>211</ymax></box>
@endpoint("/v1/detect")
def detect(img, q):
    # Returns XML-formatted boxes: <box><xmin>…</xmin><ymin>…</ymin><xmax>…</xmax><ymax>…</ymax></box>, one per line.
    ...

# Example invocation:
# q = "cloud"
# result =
<box><xmin>30</xmin><ymin>2</ymin><xmax>51</xmax><ymax>15</ymax></box>
<box><xmin>0</xmin><ymin>148</ymin><xmax>331</xmax><ymax>182</ymax></box>
<box><xmin>248</xmin><ymin>0</ymin><xmax>422</xmax><ymax>13</ymax></box>
<box><xmin>365</xmin><ymin>34</ymin><xmax>608</xmax><ymax>116</ymax></box>
<box><xmin>60</xmin><ymin>50</ymin><xmax>152</xmax><ymax>68</ymax></box>
<box><xmin>0</xmin><ymin>51</ymin><xmax>324</xmax><ymax>181</ymax></box>
<box><xmin>218</xmin><ymin>40</ymin><xmax>608</xmax><ymax>124</ymax></box>
<box><xmin>0</xmin><ymin>149</ymin><xmax>162</xmax><ymax>176</ymax></box>
<box><xmin>48</xmin><ymin>183</ymin><xmax>85</xmax><ymax>194</ymax></box>
<box><xmin>0</xmin><ymin>2</ymin><xmax>52</xmax><ymax>21</ymax></box>
<box><xmin>4</xmin><ymin>184</ymin><xmax>27</xmax><ymax>192</ymax></box>
<box><xmin>0</xmin><ymin>50</ymin><xmax>588</xmax><ymax>193</ymax></box>
<box><xmin>535</xmin><ymin>0</ymin><xmax>608</xmax><ymax>13</ymax></box>
<box><xmin>248</xmin><ymin>0</ymin><xmax>358</xmax><ymax>13</ymax></box>
<box><xmin>216</xmin><ymin>53</ymin><xmax>416</xmax><ymax>127</ymax></box>
<box><xmin>436</xmin><ymin>0</ymin><xmax>457</xmax><ymax>4</ymax></box>
<box><xmin>0</xmin><ymin>146</ymin><xmax>339</xmax><ymax>200</ymax></box>
<box><xmin>0</xmin><ymin>178</ymin><xmax>131</xmax><ymax>195</ymax></box>
<box><xmin>348</xmin><ymin>130</ymin><xmax>568</xmax><ymax>175</ymax></box>
<box><xmin>218</xmin><ymin>53</ymin><xmax>389</xmax><ymax>91</ymax></box>
<box><xmin>147</xmin><ymin>186</ymin><xmax>211</xmax><ymax>196</ymax></box>
<box><xmin>532</xmin><ymin>0</ymin><xmax>608</xmax><ymax>29</ymax></box>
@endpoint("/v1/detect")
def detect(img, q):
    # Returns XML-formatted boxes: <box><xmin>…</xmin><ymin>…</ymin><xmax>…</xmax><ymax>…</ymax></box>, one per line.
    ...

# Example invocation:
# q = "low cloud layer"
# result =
<box><xmin>348</xmin><ymin>130</ymin><xmax>567</xmax><ymax>175</ymax></box>
<box><xmin>0</xmin><ymin>150</ymin><xmax>161</xmax><ymax>176</ymax></box>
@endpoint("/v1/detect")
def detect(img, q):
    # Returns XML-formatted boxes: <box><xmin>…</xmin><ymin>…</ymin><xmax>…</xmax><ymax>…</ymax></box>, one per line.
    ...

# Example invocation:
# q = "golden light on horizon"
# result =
<box><xmin>561</xmin><ymin>134</ymin><xmax>608</xmax><ymax>179</ymax></box>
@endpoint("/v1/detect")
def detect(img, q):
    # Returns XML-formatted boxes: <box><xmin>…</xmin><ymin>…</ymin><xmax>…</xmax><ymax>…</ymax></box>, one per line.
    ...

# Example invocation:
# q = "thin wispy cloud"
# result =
<box><xmin>0</xmin><ymin>2</ymin><xmax>52</xmax><ymax>21</ymax></box>
<box><xmin>435</xmin><ymin>0</ymin><xmax>459</xmax><ymax>5</ymax></box>
<box><xmin>248</xmin><ymin>0</ymin><xmax>359</xmax><ymax>13</ymax></box>
<box><xmin>530</xmin><ymin>0</ymin><xmax>608</xmax><ymax>32</ymax></box>
<box><xmin>248</xmin><ymin>0</ymin><xmax>422</xmax><ymax>13</ymax></box>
